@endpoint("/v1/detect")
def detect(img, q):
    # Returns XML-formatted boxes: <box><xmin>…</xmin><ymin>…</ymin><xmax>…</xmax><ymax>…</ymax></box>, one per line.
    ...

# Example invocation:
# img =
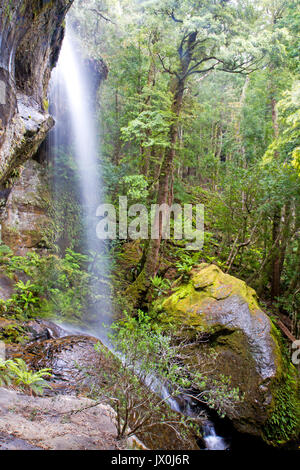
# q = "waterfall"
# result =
<box><xmin>55</xmin><ymin>30</ymin><xmax>102</xmax><ymax>247</ymax></box>
<box><xmin>49</xmin><ymin>26</ymin><xmax>228</xmax><ymax>451</ymax></box>
<box><xmin>202</xmin><ymin>422</ymin><xmax>228</xmax><ymax>450</ymax></box>
<box><xmin>49</xmin><ymin>27</ymin><xmax>111</xmax><ymax>333</ymax></box>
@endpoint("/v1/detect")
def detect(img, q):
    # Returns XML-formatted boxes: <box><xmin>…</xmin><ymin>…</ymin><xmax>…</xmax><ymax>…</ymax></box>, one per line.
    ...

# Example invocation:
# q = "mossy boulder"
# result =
<box><xmin>156</xmin><ymin>263</ymin><xmax>299</xmax><ymax>445</ymax></box>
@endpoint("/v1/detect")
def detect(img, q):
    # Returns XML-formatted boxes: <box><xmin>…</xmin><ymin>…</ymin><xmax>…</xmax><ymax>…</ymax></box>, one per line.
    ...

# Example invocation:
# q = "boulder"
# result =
<box><xmin>7</xmin><ymin>335</ymin><xmax>101</xmax><ymax>395</ymax></box>
<box><xmin>157</xmin><ymin>263</ymin><xmax>299</xmax><ymax>445</ymax></box>
<box><xmin>0</xmin><ymin>318</ymin><xmax>66</xmax><ymax>346</ymax></box>
<box><xmin>0</xmin><ymin>387</ymin><xmax>126</xmax><ymax>450</ymax></box>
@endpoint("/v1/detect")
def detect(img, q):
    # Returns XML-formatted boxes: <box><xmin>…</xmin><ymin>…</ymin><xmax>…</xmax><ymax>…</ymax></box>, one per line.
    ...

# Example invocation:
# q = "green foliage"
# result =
<box><xmin>14</xmin><ymin>280</ymin><xmax>40</xmax><ymax>312</ymax></box>
<box><xmin>263</xmin><ymin>370</ymin><xmax>300</xmax><ymax>445</ymax></box>
<box><xmin>0</xmin><ymin>358</ymin><xmax>52</xmax><ymax>395</ymax></box>
<box><xmin>91</xmin><ymin>311</ymin><xmax>244</xmax><ymax>440</ymax></box>
<box><xmin>175</xmin><ymin>255</ymin><xmax>194</xmax><ymax>277</ymax></box>
<box><xmin>37</xmin><ymin>250</ymin><xmax>95</xmax><ymax>322</ymax></box>
<box><xmin>48</xmin><ymin>148</ymin><xmax>84</xmax><ymax>252</ymax></box>
<box><xmin>0</xmin><ymin>359</ymin><xmax>15</xmax><ymax>387</ymax></box>
<box><xmin>92</xmin><ymin>312</ymin><xmax>197</xmax><ymax>441</ymax></box>
<box><xmin>0</xmin><ymin>248</ymin><xmax>99</xmax><ymax>325</ymax></box>
<box><xmin>121</xmin><ymin>174</ymin><xmax>149</xmax><ymax>203</ymax></box>
<box><xmin>200</xmin><ymin>375</ymin><xmax>244</xmax><ymax>419</ymax></box>
<box><xmin>0</xmin><ymin>0</ymin><xmax>297</xmax><ymax>448</ymax></box>
<box><xmin>150</xmin><ymin>276</ymin><xmax>171</xmax><ymax>296</ymax></box>
<box><xmin>0</xmin><ymin>320</ymin><xmax>28</xmax><ymax>344</ymax></box>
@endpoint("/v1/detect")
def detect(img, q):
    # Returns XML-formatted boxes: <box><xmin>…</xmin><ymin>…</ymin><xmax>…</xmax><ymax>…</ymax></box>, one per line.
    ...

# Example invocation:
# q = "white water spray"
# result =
<box><xmin>54</xmin><ymin>29</ymin><xmax>102</xmax><ymax>248</ymax></box>
<box><xmin>50</xmin><ymin>28</ymin><xmax>111</xmax><ymax>332</ymax></box>
<box><xmin>203</xmin><ymin>422</ymin><xmax>228</xmax><ymax>450</ymax></box>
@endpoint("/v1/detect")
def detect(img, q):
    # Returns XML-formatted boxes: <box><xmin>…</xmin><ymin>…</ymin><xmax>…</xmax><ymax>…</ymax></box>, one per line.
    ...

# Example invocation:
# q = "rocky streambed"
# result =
<box><xmin>1</xmin><ymin>265</ymin><xmax>300</xmax><ymax>451</ymax></box>
<box><xmin>0</xmin><ymin>321</ymin><xmax>129</xmax><ymax>450</ymax></box>
<box><xmin>1</xmin><ymin>320</ymin><xmax>198</xmax><ymax>451</ymax></box>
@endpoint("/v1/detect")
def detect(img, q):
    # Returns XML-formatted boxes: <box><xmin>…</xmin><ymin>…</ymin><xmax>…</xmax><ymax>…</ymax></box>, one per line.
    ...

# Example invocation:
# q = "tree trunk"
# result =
<box><xmin>144</xmin><ymin>77</ymin><xmax>184</xmax><ymax>278</ymax></box>
<box><xmin>125</xmin><ymin>78</ymin><xmax>185</xmax><ymax>307</ymax></box>
<box><xmin>270</xmin><ymin>95</ymin><xmax>282</xmax><ymax>302</ymax></box>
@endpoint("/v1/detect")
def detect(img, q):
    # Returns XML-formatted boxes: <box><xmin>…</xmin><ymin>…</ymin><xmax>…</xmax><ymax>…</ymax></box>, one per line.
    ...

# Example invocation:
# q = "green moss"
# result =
<box><xmin>0</xmin><ymin>323</ymin><xmax>28</xmax><ymax>344</ymax></box>
<box><xmin>118</xmin><ymin>240</ymin><xmax>143</xmax><ymax>268</ymax></box>
<box><xmin>262</xmin><ymin>324</ymin><xmax>300</xmax><ymax>446</ymax></box>
<box><xmin>152</xmin><ymin>263</ymin><xmax>300</xmax><ymax>445</ymax></box>
<box><xmin>43</xmin><ymin>98</ymin><xmax>49</xmax><ymax>112</ymax></box>
<box><xmin>262</xmin><ymin>365</ymin><xmax>300</xmax><ymax>445</ymax></box>
<box><xmin>191</xmin><ymin>263</ymin><xmax>260</xmax><ymax>312</ymax></box>
<box><xmin>125</xmin><ymin>269</ymin><xmax>148</xmax><ymax>306</ymax></box>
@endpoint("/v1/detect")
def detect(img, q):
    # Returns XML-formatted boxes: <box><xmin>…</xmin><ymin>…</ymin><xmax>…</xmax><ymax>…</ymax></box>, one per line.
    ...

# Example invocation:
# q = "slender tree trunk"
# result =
<box><xmin>270</xmin><ymin>94</ymin><xmax>282</xmax><ymax>302</ymax></box>
<box><xmin>141</xmin><ymin>57</ymin><xmax>157</xmax><ymax>176</ymax></box>
<box><xmin>144</xmin><ymin>78</ymin><xmax>184</xmax><ymax>278</ymax></box>
<box><xmin>125</xmin><ymin>78</ymin><xmax>185</xmax><ymax>306</ymax></box>
<box><xmin>114</xmin><ymin>89</ymin><xmax>121</xmax><ymax>165</ymax></box>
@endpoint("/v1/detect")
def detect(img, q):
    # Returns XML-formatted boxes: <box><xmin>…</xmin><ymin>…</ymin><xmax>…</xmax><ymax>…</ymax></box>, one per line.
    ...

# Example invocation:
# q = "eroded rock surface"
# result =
<box><xmin>0</xmin><ymin>0</ymin><xmax>73</xmax><ymax>181</ymax></box>
<box><xmin>7</xmin><ymin>334</ymin><xmax>101</xmax><ymax>395</ymax></box>
<box><xmin>0</xmin><ymin>387</ymin><xmax>127</xmax><ymax>450</ymax></box>
<box><xmin>1</xmin><ymin>159</ymin><xmax>52</xmax><ymax>253</ymax></box>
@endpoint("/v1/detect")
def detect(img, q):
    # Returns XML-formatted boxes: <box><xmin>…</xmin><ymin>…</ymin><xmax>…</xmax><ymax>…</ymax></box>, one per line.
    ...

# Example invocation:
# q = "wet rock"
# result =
<box><xmin>5</xmin><ymin>333</ymin><xmax>199</xmax><ymax>450</ymax></box>
<box><xmin>25</xmin><ymin>320</ymin><xmax>67</xmax><ymax>342</ymax></box>
<box><xmin>0</xmin><ymin>318</ymin><xmax>68</xmax><ymax>347</ymax></box>
<box><xmin>1</xmin><ymin>159</ymin><xmax>52</xmax><ymax>253</ymax></box>
<box><xmin>158</xmin><ymin>263</ymin><xmax>299</xmax><ymax>444</ymax></box>
<box><xmin>0</xmin><ymin>274</ymin><xmax>14</xmax><ymax>300</ymax></box>
<box><xmin>0</xmin><ymin>0</ymin><xmax>73</xmax><ymax>183</ymax></box>
<box><xmin>7</xmin><ymin>335</ymin><xmax>101</xmax><ymax>395</ymax></box>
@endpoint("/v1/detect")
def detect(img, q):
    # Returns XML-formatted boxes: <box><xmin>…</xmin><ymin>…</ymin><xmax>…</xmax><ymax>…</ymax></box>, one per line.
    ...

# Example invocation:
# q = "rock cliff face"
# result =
<box><xmin>1</xmin><ymin>159</ymin><xmax>51</xmax><ymax>253</ymax></box>
<box><xmin>0</xmin><ymin>0</ymin><xmax>73</xmax><ymax>182</ymax></box>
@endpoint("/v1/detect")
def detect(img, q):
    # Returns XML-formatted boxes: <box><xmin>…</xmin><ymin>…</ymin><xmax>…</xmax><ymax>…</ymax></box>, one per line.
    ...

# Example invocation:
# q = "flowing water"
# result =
<box><xmin>53</xmin><ymin>29</ymin><xmax>103</xmax><ymax>250</ymax></box>
<box><xmin>50</xmin><ymin>28</ymin><xmax>111</xmax><ymax>332</ymax></box>
<box><xmin>49</xmin><ymin>26</ymin><xmax>227</xmax><ymax>451</ymax></box>
<box><xmin>202</xmin><ymin>422</ymin><xmax>228</xmax><ymax>450</ymax></box>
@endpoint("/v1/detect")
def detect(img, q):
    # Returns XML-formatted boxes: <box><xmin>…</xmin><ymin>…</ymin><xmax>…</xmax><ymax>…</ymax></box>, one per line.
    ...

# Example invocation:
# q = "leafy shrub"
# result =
<box><xmin>91</xmin><ymin>311</ymin><xmax>244</xmax><ymax>441</ymax></box>
<box><xmin>0</xmin><ymin>247</ymin><xmax>99</xmax><ymax>324</ymax></box>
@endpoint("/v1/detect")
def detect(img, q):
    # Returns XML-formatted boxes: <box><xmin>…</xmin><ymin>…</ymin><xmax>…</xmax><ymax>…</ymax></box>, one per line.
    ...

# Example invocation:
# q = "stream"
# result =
<box><xmin>49</xmin><ymin>26</ymin><xmax>228</xmax><ymax>451</ymax></box>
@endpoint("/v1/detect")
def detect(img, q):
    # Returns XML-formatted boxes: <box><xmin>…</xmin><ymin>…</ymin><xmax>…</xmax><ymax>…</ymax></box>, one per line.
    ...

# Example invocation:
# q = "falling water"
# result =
<box><xmin>202</xmin><ymin>422</ymin><xmax>228</xmax><ymax>450</ymax></box>
<box><xmin>49</xmin><ymin>27</ymin><xmax>228</xmax><ymax>451</ymax></box>
<box><xmin>55</xmin><ymin>30</ymin><xmax>102</xmax><ymax>247</ymax></box>
<box><xmin>49</xmin><ymin>27</ymin><xmax>111</xmax><ymax>333</ymax></box>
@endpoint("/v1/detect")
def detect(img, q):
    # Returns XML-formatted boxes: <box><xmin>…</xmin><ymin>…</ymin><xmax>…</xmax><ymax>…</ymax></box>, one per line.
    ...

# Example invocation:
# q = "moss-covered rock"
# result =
<box><xmin>155</xmin><ymin>263</ymin><xmax>299</xmax><ymax>445</ymax></box>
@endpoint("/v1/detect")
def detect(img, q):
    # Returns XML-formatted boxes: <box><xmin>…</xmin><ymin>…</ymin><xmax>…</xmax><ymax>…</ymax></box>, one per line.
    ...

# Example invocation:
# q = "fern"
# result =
<box><xmin>0</xmin><ymin>358</ymin><xmax>52</xmax><ymax>395</ymax></box>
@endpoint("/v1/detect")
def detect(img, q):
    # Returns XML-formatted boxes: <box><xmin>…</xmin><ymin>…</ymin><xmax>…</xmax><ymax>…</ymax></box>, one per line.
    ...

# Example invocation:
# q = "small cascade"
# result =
<box><xmin>202</xmin><ymin>422</ymin><xmax>229</xmax><ymax>450</ymax></box>
<box><xmin>146</xmin><ymin>379</ymin><xmax>230</xmax><ymax>450</ymax></box>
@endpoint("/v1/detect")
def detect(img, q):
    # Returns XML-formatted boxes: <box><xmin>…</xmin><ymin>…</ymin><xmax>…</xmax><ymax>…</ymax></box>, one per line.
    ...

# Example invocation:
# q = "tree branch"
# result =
<box><xmin>157</xmin><ymin>53</ymin><xmax>179</xmax><ymax>77</ymax></box>
<box><xmin>88</xmin><ymin>8</ymin><xmax>115</xmax><ymax>24</ymax></box>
